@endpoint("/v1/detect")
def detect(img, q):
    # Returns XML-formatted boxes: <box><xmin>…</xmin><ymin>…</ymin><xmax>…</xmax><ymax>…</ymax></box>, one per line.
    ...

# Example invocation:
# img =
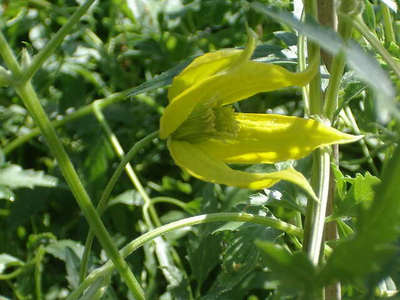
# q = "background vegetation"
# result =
<box><xmin>0</xmin><ymin>0</ymin><xmax>399</xmax><ymax>299</ymax></box>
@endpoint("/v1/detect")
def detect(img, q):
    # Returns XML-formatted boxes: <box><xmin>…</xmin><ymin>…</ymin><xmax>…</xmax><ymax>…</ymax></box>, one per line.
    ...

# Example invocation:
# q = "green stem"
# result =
<box><xmin>34</xmin><ymin>247</ymin><xmax>46</xmax><ymax>300</ymax></box>
<box><xmin>304</xmin><ymin>147</ymin><xmax>331</xmax><ymax>265</ymax></box>
<box><xmin>380</xmin><ymin>2</ymin><xmax>396</xmax><ymax>45</ymax></box>
<box><xmin>79</xmin><ymin>130</ymin><xmax>159</xmax><ymax>283</ymax></box>
<box><xmin>151</xmin><ymin>196</ymin><xmax>197</xmax><ymax>215</ymax></box>
<box><xmin>301</xmin><ymin>3</ymin><xmax>330</xmax><ymax>300</ymax></box>
<box><xmin>21</xmin><ymin>0</ymin><xmax>96</xmax><ymax>81</ymax></box>
<box><xmin>67</xmin><ymin>212</ymin><xmax>303</xmax><ymax>300</ymax></box>
<box><xmin>353</xmin><ymin>16</ymin><xmax>400</xmax><ymax>80</ymax></box>
<box><xmin>0</xmin><ymin>31</ymin><xmax>145</xmax><ymax>299</ymax></box>
<box><xmin>14</xmin><ymin>81</ymin><xmax>145</xmax><ymax>299</ymax></box>
<box><xmin>303</xmin><ymin>0</ymin><xmax>322</xmax><ymax>116</ymax></box>
<box><xmin>323</xmin><ymin>9</ymin><xmax>354</xmax><ymax>121</ymax></box>
<box><xmin>3</xmin><ymin>90</ymin><xmax>130</xmax><ymax>155</ymax></box>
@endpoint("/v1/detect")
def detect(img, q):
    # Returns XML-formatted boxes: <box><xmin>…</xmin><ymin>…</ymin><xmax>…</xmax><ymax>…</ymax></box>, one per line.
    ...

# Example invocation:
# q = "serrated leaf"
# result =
<box><xmin>0</xmin><ymin>254</ymin><xmax>24</xmax><ymax>274</ymax></box>
<box><xmin>187</xmin><ymin>185</ymin><xmax>221</xmax><ymax>288</ymax></box>
<box><xmin>203</xmin><ymin>224</ymin><xmax>282</xmax><ymax>299</ymax></box>
<box><xmin>320</xmin><ymin>145</ymin><xmax>400</xmax><ymax>285</ymax></box>
<box><xmin>0</xmin><ymin>164</ymin><xmax>59</xmax><ymax>189</ymax></box>
<box><xmin>256</xmin><ymin>241</ymin><xmax>316</xmax><ymax>295</ymax></box>
<box><xmin>44</xmin><ymin>240</ymin><xmax>84</xmax><ymax>262</ymax></box>
<box><xmin>335</xmin><ymin>172</ymin><xmax>380</xmax><ymax>217</ymax></box>
<box><xmin>65</xmin><ymin>247</ymin><xmax>80</xmax><ymax>289</ymax></box>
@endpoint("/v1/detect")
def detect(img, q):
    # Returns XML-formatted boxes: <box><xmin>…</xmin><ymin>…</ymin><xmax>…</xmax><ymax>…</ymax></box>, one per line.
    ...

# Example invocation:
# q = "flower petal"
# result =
<box><xmin>168</xmin><ymin>139</ymin><xmax>318</xmax><ymax>201</ymax></box>
<box><xmin>159</xmin><ymin>60</ymin><xmax>318</xmax><ymax>139</ymax></box>
<box><xmin>168</xmin><ymin>49</ymin><xmax>242</xmax><ymax>102</ymax></box>
<box><xmin>167</xmin><ymin>28</ymin><xmax>257</xmax><ymax>102</ymax></box>
<box><xmin>193</xmin><ymin>113</ymin><xmax>363</xmax><ymax>164</ymax></box>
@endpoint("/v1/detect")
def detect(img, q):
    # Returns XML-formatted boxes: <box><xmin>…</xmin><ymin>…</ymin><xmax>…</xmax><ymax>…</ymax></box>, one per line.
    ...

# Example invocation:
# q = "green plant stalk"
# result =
<box><xmin>14</xmin><ymin>81</ymin><xmax>146</xmax><ymax>300</ymax></box>
<box><xmin>380</xmin><ymin>2</ymin><xmax>396</xmax><ymax>45</ymax></box>
<box><xmin>353</xmin><ymin>15</ymin><xmax>400</xmax><ymax>80</ymax></box>
<box><xmin>323</xmin><ymin>9</ymin><xmax>354</xmax><ymax>121</ymax></box>
<box><xmin>3</xmin><ymin>90</ymin><xmax>130</xmax><ymax>155</ymax></box>
<box><xmin>93</xmin><ymin>102</ymin><xmax>161</xmax><ymax>227</ymax></box>
<box><xmin>92</xmin><ymin>107</ymin><xmax>193</xmax><ymax>296</ymax></box>
<box><xmin>79</xmin><ymin>130</ymin><xmax>159</xmax><ymax>283</ymax></box>
<box><xmin>0</xmin><ymin>32</ymin><xmax>146</xmax><ymax>299</ymax></box>
<box><xmin>151</xmin><ymin>196</ymin><xmax>197</xmax><ymax>215</ymax></box>
<box><xmin>34</xmin><ymin>247</ymin><xmax>45</xmax><ymax>300</ymax></box>
<box><xmin>67</xmin><ymin>212</ymin><xmax>303</xmax><ymax>300</ymax></box>
<box><xmin>21</xmin><ymin>0</ymin><xmax>96</xmax><ymax>81</ymax></box>
<box><xmin>301</xmin><ymin>3</ymin><xmax>331</xmax><ymax>300</ymax></box>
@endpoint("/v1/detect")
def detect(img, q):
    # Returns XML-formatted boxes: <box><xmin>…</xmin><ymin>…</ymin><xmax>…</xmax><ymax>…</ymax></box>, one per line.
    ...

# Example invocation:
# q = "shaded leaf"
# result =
<box><xmin>44</xmin><ymin>240</ymin><xmax>84</xmax><ymax>262</ymax></box>
<box><xmin>203</xmin><ymin>222</ymin><xmax>282</xmax><ymax>299</ymax></box>
<box><xmin>0</xmin><ymin>164</ymin><xmax>59</xmax><ymax>189</ymax></box>
<box><xmin>256</xmin><ymin>241</ymin><xmax>316</xmax><ymax>295</ymax></box>
<box><xmin>0</xmin><ymin>254</ymin><xmax>24</xmax><ymax>274</ymax></box>
<box><xmin>65</xmin><ymin>247</ymin><xmax>80</xmax><ymax>289</ymax></box>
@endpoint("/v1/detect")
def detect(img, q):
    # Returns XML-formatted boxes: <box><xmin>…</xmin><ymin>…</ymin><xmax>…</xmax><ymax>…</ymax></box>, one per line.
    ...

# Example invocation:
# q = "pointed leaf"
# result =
<box><xmin>0</xmin><ymin>164</ymin><xmax>59</xmax><ymax>189</ymax></box>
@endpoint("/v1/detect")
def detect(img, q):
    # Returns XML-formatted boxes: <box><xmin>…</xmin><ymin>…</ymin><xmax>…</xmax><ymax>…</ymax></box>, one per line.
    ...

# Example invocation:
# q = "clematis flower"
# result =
<box><xmin>160</xmin><ymin>29</ymin><xmax>361</xmax><ymax>200</ymax></box>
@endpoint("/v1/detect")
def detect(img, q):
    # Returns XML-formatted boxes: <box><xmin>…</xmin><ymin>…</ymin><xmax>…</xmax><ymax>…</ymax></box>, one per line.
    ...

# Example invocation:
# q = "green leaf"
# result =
<box><xmin>65</xmin><ymin>247</ymin><xmax>80</xmax><ymax>289</ymax></box>
<box><xmin>320</xmin><ymin>145</ymin><xmax>400</xmax><ymax>286</ymax></box>
<box><xmin>79</xmin><ymin>274</ymin><xmax>111</xmax><ymax>300</ymax></box>
<box><xmin>0</xmin><ymin>254</ymin><xmax>24</xmax><ymax>274</ymax></box>
<box><xmin>0</xmin><ymin>186</ymin><xmax>14</xmax><ymax>201</ymax></box>
<box><xmin>256</xmin><ymin>241</ymin><xmax>316</xmax><ymax>295</ymax></box>
<box><xmin>44</xmin><ymin>240</ymin><xmax>84</xmax><ymax>262</ymax></box>
<box><xmin>203</xmin><ymin>223</ymin><xmax>282</xmax><ymax>299</ymax></box>
<box><xmin>335</xmin><ymin>172</ymin><xmax>380</xmax><ymax>217</ymax></box>
<box><xmin>0</xmin><ymin>164</ymin><xmax>59</xmax><ymax>189</ymax></box>
<box><xmin>187</xmin><ymin>185</ymin><xmax>221</xmax><ymax>288</ymax></box>
<box><xmin>127</xmin><ymin>60</ymin><xmax>192</xmax><ymax>98</ymax></box>
<box><xmin>154</xmin><ymin>237</ymin><xmax>191</xmax><ymax>300</ymax></box>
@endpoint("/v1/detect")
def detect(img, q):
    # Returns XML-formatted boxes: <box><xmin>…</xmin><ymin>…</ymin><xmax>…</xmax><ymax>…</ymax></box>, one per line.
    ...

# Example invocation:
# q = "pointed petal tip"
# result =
<box><xmin>337</xmin><ymin>133</ymin><xmax>364</xmax><ymax>144</ymax></box>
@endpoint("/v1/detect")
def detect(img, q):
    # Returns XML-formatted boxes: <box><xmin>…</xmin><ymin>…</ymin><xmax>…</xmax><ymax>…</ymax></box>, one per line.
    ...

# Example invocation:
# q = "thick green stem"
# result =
<box><xmin>302</xmin><ymin>3</ymin><xmax>330</xmax><ymax>300</ymax></box>
<box><xmin>67</xmin><ymin>212</ymin><xmax>303</xmax><ymax>300</ymax></box>
<box><xmin>14</xmin><ymin>82</ymin><xmax>146</xmax><ymax>299</ymax></box>
<box><xmin>0</xmin><ymin>30</ymin><xmax>145</xmax><ymax>299</ymax></box>
<box><xmin>22</xmin><ymin>0</ymin><xmax>97</xmax><ymax>81</ymax></box>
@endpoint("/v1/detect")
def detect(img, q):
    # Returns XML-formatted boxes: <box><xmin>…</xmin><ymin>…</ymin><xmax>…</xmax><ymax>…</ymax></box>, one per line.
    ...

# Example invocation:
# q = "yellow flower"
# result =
<box><xmin>160</xmin><ymin>29</ymin><xmax>361</xmax><ymax>200</ymax></box>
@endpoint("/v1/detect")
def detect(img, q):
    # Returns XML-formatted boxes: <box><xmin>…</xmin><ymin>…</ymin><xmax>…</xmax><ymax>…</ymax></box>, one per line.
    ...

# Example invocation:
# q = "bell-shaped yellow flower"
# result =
<box><xmin>160</xmin><ymin>29</ymin><xmax>361</xmax><ymax>200</ymax></box>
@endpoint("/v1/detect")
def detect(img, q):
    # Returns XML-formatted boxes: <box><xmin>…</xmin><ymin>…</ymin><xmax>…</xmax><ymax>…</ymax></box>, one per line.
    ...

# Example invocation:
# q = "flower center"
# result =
<box><xmin>172</xmin><ymin>99</ymin><xmax>239</xmax><ymax>143</ymax></box>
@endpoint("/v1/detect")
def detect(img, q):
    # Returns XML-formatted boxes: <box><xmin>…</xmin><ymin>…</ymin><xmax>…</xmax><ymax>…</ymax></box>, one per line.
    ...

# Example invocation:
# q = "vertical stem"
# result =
<box><xmin>0</xmin><ymin>30</ymin><xmax>146</xmax><ymax>299</ymax></box>
<box><xmin>14</xmin><ymin>82</ymin><xmax>146</xmax><ymax>300</ymax></box>
<box><xmin>380</xmin><ymin>3</ymin><xmax>396</xmax><ymax>45</ymax></box>
<box><xmin>302</xmin><ymin>2</ymin><xmax>330</xmax><ymax>300</ymax></box>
